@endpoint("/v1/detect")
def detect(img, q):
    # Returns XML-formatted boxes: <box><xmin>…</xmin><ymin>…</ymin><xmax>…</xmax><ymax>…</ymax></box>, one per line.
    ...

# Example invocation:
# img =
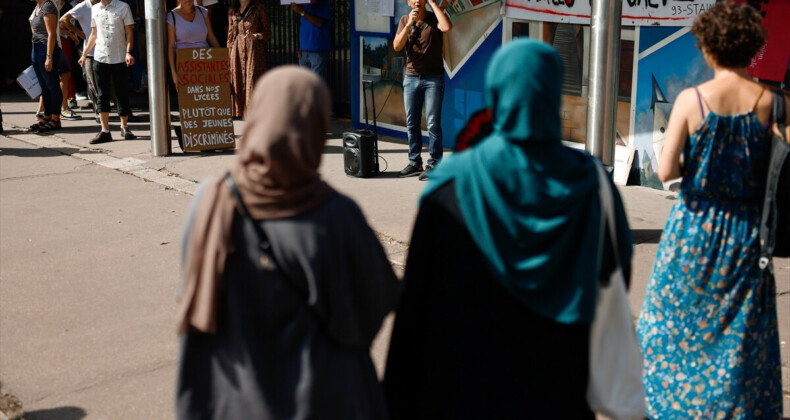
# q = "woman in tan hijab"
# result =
<box><xmin>176</xmin><ymin>66</ymin><xmax>399</xmax><ymax>420</ymax></box>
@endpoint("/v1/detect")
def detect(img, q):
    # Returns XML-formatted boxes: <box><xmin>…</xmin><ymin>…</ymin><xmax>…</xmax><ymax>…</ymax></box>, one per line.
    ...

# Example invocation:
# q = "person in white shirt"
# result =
<box><xmin>61</xmin><ymin>0</ymin><xmax>99</xmax><ymax>120</ymax></box>
<box><xmin>78</xmin><ymin>0</ymin><xmax>136</xmax><ymax>143</ymax></box>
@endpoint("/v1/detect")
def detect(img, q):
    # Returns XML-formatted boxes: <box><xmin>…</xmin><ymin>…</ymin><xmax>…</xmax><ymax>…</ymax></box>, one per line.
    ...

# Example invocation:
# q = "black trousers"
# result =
<box><xmin>93</xmin><ymin>61</ymin><xmax>131</xmax><ymax>116</ymax></box>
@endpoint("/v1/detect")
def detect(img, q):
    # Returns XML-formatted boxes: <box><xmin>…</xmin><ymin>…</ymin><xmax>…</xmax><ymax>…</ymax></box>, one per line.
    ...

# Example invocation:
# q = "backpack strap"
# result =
<box><xmin>759</xmin><ymin>90</ymin><xmax>788</xmax><ymax>270</ymax></box>
<box><xmin>223</xmin><ymin>172</ymin><xmax>319</xmax><ymax>308</ymax></box>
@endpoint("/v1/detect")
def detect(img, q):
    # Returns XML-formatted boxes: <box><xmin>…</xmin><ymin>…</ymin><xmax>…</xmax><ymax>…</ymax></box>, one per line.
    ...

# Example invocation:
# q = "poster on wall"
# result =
<box><xmin>176</xmin><ymin>48</ymin><xmax>235</xmax><ymax>152</ymax></box>
<box><xmin>736</xmin><ymin>0</ymin><xmax>790</xmax><ymax>84</ymax></box>
<box><xmin>440</xmin><ymin>0</ymin><xmax>501</xmax><ymax>77</ymax></box>
<box><xmin>354</xmin><ymin>0</ymin><xmax>390</xmax><ymax>33</ymax></box>
<box><xmin>503</xmin><ymin>0</ymin><xmax>716</xmax><ymax>26</ymax></box>
<box><xmin>361</xmin><ymin>36</ymin><xmax>407</xmax><ymax>130</ymax></box>
<box><xmin>630</xmin><ymin>27</ymin><xmax>711</xmax><ymax>191</ymax></box>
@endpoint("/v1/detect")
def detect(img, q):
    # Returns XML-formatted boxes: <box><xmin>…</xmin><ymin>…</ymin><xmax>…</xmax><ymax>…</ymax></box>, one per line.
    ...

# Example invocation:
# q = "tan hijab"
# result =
<box><xmin>177</xmin><ymin>66</ymin><xmax>336</xmax><ymax>334</ymax></box>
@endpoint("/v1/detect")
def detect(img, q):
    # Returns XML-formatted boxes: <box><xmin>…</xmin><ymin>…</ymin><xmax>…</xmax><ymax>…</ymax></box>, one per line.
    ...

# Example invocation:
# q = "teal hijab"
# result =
<box><xmin>423</xmin><ymin>40</ymin><xmax>603</xmax><ymax>324</ymax></box>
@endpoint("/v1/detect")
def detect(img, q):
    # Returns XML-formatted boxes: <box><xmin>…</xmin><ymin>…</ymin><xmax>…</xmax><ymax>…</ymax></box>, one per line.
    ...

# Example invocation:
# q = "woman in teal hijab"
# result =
<box><xmin>383</xmin><ymin>39</ymin><xmax>633</xmax><ymax>419</ymax></box>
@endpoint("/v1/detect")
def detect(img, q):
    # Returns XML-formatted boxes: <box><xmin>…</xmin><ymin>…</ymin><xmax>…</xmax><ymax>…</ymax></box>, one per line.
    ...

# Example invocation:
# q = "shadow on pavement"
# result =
<box><xmin>25</xmin><ymin>406</ymin><xmax>87</xmax><ymax>420</ymax></box>
<box><xmin>631</xmin><ymin>229</ymin><xmax>663</xmax><ymax>244</ymax></box>
<box><xmin>0</xmin><ymin>146</ymin><xmax>102</xmax><ymax>158</ymax></box>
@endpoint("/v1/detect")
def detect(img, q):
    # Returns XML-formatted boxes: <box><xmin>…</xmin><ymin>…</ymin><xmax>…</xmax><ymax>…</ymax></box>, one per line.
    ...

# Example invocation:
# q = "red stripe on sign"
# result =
<box><xmin>621</xmin><ymin>14</ymin><xmax>689</xmax><ymax>20</ymax></box>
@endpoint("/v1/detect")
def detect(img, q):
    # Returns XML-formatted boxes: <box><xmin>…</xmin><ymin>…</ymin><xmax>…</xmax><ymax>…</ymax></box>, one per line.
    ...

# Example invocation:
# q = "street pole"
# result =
<box><xmin>145</xmin><ymin>0</ymin><xmax>171</xmax><ymax>156</ymax></box>
<box><xmin>585</xmin><ymin>0</ymin><xmax>622</xmax><ymax>169</ymax></box>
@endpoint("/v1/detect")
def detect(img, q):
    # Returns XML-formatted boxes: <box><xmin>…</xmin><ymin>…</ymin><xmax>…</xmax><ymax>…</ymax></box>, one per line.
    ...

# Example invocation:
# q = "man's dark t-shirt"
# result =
<box><xmin>397</xmin><ymin>12</ymin><xmax>443</xmax><ymax>77</ymax></box>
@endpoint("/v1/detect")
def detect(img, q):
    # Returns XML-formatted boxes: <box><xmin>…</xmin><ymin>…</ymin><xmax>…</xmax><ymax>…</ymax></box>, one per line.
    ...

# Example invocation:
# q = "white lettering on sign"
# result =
<box><xmin>182</xmin><ymin>107</ymin><xmax>218</xmax><ymax>118</ymax></box>
<box><xmin>504</xmin><ymin>0</ymin><xmax>716</xmax><ymax>26</ymax></box>
<box><xmin>192</xmin><ymin>93</ymin><xmax>221</xmax><ymax>101</ymax></box>
<box><xmin>202</xmin><ymin>118</ymin><xmax>233</xmax><ymax>128</ymax></box>
<box><xmin>183</xmin><ymin>131</ymin><xmax>236</xmax><ymax>147</ymax></box>
<box><xmin>177</xmin><ymin>47</ymin><xmax>234</xmax><ymax>151</ymax></box>
<box><xmin>192</xmin><ymin>48</ymin><xmax>213</xmax><ymax>60</ymax></box>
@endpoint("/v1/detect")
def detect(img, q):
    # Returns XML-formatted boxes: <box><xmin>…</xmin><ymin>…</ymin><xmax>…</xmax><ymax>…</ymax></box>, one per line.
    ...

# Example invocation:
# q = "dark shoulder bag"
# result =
<box><xmin>759</xmin><ymin>90</ymin><xmax>790</xmax><ymax>269</ymax></box>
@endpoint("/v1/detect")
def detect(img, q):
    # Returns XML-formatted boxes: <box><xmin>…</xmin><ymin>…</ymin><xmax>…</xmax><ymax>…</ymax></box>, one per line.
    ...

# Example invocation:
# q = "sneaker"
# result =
<box><xmin>90</xmin><ymin>131</ymin><xmax>113</xmax><ymax>144</ymax></box>
<box><xmin>120</xmin><ymin>126</ymin><xmax>136</xmax><ymax>140</ymax></box>
<box><xmin>68</xmin><ymin>98</ymin><xmax>78</xmax><ymax>109</ymax></box>
<box><xmin>399</xmin><ymin>163</ymin><xmax>424</xmax><ymax>178</ymax></box>
<box><xmin>418</xmin><ymin>164</ymin><xmax>435</xmax><ymax>181</ymax></box>
<box><xmin>61</xmin><ymin>108</ymin><xmax>82</xmax><ymax>120</ymax></box>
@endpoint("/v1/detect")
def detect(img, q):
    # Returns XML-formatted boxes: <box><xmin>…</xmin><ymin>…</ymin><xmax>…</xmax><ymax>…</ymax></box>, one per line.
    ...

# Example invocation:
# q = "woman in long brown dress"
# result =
<box><xmin>228</xmin><ymin>0</ymin><xmax>271</xmax><ymax>117</ymax></box>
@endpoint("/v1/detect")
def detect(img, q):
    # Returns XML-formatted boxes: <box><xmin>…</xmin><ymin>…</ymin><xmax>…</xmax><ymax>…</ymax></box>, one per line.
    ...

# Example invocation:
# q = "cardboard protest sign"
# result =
<box><xmin>176</xmin><ymin>48</ymin><xmax>235</xmax><ymax>152</ymax></box>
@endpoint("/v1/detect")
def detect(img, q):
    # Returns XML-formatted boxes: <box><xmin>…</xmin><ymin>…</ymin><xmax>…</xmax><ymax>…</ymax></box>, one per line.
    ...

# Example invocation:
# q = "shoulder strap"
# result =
<box><xmin>224</xmin><ymin>172</ymin><xmax>318</xmax><ymax>307</ymax></box>
<box><xmin>694</xmin><ymin>87</ymin><xmax>707</xmax><ymax>119</ymax></box>
<box><xmin>752</xmin><ymin>86</ymin><xmax>766</xmax><ymax>113</ymax></box>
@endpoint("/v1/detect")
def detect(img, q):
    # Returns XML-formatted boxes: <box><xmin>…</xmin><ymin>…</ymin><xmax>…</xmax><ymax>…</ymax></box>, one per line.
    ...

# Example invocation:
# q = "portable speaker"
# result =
<box><xmin>343</xmin><ymin>80</ymin><xmax>380</xmax><ymax>178</ymax></box>
<box><xmin>343</xmin><ymin>130</ymin><xmax>378</xmax><ymax>177</ymax></box>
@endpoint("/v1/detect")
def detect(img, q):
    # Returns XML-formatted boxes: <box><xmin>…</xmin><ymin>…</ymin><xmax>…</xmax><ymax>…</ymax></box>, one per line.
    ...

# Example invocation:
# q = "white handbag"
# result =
<box><xmin>587</xmin><ymin>163</ymin><xmax>646</xmax><ymax>420</ymax></box>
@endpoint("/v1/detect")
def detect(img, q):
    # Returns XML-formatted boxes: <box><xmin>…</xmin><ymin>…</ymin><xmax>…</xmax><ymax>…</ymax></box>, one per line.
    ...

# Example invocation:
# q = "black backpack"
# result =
<box><xmin>759</xmin><ymin>90</ymin><xmax>790</xmax><ymax>269</ymax></box>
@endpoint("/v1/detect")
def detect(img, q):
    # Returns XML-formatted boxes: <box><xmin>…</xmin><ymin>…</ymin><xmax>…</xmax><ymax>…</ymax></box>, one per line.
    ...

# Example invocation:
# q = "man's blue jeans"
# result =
<box><xmin>403</xmin><ymin>75</ymin><xmax>444</xmax><ymax>167</ymax></box>
<box><xmin>299</xmin><ymin>51</ymin><xmax>328</xmax><ymax>80</ymax></box>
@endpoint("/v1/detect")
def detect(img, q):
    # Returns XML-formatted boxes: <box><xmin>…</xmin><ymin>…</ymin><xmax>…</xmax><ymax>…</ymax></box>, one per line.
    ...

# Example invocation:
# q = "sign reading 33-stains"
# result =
<box><xmin>504</xmin><ymin>0</ymin><xmax>716</xmax><ymax>26</ymax></box>
<box><xmin>177</xmin><ymin>48</ymin><xmax>235</xmax><ymax>152</ymax></box>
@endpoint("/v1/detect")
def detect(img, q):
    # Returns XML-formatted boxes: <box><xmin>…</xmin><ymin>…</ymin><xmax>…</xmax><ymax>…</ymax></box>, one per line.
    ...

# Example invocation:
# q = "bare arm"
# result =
<box><xmin>290</xmin><ymin>4</ymin><xmax>326</xmax><ymax>27</ymax></box>
<box><xmin>393</xmin><ymin>14</ymin><xmax>415</xmax><ymax>52</ymax></box>
<box><xmin>44</xmin><ymin>13</ymin><xmax>58</xmax><ymax>71</ymax></box>
<box><xmin>60</xmin><ymin>13</ymin><xmax>85</xmax><ymax>40</ymax></box>
<box><xmin>773</xmin><ymin>93</ymin><xmax>790</xmax><ymax>144</ymax></box>
<box><xmin>204</xmin><ymin>15</ymin><xmax>220</xmax><ymax>47</ymax></box>
<box><xmin>124</xmin><ymin>24</ymin><xmax>135</xmax><ymax>66</ymax></box>
<box><xmin>658</xmin><ymin>88</ymin><xmax>695</xmax><ymax>182</ymax></box>
<box><xmin>167</xmin><ymin>22</ymin><xmax>179</xmax><ymax>86</ymax></box>
<box><xmin>428</xmin><ymin>0</ymin><xmax>451</xmax><ymax>32</ymax></box>
<box><xmin>79</xmin><ymin>30</ymin><xmax>97</xmax><ymax>66</ymax></box>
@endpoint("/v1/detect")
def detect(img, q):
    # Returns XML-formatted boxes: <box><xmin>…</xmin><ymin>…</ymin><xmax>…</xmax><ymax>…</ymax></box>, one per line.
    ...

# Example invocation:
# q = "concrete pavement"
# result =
<box><xmin>1</xmin><ymin>91</ymin><xmax>788</xmax><ymax>418</ymax></box>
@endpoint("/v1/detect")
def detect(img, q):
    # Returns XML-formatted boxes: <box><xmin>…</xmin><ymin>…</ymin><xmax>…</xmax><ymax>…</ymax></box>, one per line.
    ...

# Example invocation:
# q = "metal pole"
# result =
<box><xmin>144</xmin><ymin>0</ymin><xmax>171</xmax><ymax>156</ymax></box>
<box><xmin>585</xmin><ymin>0</ymin><xmax>622</xmax><ymax>169</ymax></box>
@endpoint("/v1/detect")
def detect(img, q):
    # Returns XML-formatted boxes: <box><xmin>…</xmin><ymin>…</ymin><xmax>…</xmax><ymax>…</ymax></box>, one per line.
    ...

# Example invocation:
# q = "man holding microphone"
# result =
<box><xmin>393</xmin><ymin>0</ymin><xmax>451</xmax><ymax>180</ymax></box>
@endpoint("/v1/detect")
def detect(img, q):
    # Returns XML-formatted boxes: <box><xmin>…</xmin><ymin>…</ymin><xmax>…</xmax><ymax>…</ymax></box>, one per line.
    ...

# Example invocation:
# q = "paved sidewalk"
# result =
<box><xmin>1</xmin><ymin>93</ymin><xmax>788</xmax><ymax>418</ymax></box>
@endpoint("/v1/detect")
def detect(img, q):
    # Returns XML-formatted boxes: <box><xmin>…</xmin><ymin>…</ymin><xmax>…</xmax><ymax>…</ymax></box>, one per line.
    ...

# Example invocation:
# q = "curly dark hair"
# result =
<box><xmin>691</xmin><ymin>1</ymin><xmax>766</xmax><ymax>69</ymax></box>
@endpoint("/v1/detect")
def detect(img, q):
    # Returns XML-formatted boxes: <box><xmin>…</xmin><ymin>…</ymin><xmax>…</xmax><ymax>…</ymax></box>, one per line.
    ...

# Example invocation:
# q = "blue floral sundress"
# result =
<box><xmin>636</xmin><ymin>91</ymin><xmax>782</xmax><ymax>419</ymax></box>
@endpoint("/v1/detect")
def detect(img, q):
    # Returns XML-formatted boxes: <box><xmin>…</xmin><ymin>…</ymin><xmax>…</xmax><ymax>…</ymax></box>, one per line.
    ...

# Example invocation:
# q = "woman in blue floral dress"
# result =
<box><xmin>636</xmin><ymin>3</ymin><xmax>787</xmax><ymax>419</ymax></box>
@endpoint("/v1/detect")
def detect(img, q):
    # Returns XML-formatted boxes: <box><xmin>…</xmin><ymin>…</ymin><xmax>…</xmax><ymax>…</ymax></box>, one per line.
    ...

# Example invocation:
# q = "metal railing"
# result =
<box><xmin>262</xmin><ymin>0</ymin><xmax>351</xmax><ymax>117</ymax></box>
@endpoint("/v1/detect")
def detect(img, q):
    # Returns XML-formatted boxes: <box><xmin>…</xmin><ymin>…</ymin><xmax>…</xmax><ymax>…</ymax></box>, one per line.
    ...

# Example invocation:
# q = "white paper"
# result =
<box><xmin>366</xmin><ymin>0</ymin><xmax>393</xmax><ymax>17</ymax></box>
<box><xmin>16</xmin><ymin>66</ymin><xmax>41</xmax><ymax>100</ymax></box>
<box><xmin>613</xmin><ymin>145</ymin><xmax>635</xmax><ymax>186</ymax></box>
